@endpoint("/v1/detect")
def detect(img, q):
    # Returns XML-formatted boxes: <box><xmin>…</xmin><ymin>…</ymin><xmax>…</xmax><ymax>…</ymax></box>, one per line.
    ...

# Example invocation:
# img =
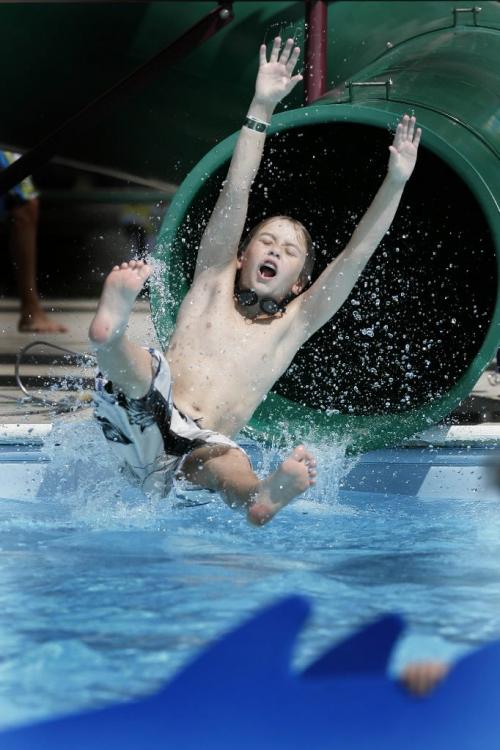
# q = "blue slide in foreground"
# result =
<box><xmin>1</xmin><ymin>596</ymin><xmax>498</xmax><ymax>749</ymax></box>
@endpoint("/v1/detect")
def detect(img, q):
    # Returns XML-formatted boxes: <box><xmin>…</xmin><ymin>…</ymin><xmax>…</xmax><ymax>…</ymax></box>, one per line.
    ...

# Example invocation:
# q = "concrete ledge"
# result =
<box><xmin>0</xmin><ymin>423</ymin><xmax>52</xmax><ymax>444</ymax></box>
<box><xmin>1</xmin><ymin>422</ymin><xmax>500</xmax><ymax>447</ymax></box>
<box><xmin>406</xmin><ymin>424</ymin><xmax>500</xmax><ymax>446</ymax></box>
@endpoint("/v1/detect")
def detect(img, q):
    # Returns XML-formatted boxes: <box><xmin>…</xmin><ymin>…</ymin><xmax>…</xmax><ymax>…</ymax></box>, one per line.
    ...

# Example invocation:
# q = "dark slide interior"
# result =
<box><xmin>175</xmin><ymin>123</ymin><xmax>496</xmax><ymax>416</ymax></box>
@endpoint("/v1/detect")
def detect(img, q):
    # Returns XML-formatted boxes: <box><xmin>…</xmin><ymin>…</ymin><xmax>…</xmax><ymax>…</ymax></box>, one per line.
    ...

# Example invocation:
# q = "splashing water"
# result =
<box><xmin>2</xmin><ymin>418</ymin><xmax>500</xmax><ymax>730</ymax></box>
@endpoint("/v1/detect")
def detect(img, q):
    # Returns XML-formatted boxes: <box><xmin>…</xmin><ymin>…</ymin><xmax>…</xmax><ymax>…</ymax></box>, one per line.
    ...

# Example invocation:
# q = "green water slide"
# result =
<box><xmin>1</xmin><ymin>2</ymin><xmax>499</xmax><ymax>450</ymax></box>
<box><xmin>150</xmin><ymin>1</ymin><xmax>500</xmax><ymax>451</ymax></box>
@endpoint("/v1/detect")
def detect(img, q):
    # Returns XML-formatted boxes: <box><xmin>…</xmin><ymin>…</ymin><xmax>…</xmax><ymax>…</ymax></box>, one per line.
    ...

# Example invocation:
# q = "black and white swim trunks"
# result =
<box><xmin>93</xmin><ymin>348</ymin><xmax>244</xmax><ymax>497</ymax></box>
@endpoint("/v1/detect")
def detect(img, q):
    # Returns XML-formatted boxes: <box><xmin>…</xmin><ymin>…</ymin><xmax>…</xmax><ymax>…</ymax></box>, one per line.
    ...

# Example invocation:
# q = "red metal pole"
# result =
<box><xmin>304</xmin><ymin>0</ymin><xmax>328</xmax><ymax>105</ymax></box>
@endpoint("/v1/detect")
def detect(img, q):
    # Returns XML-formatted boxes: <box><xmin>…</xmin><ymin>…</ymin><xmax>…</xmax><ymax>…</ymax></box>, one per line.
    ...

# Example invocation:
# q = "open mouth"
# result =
<box><xmin>258</xmin><ymin>262</ymin><xmax>277</xmax><ymax>279</ymax></box>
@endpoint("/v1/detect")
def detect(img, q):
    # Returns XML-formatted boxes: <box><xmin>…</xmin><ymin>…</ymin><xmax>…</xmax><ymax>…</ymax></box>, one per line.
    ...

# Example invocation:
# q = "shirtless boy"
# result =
<box><xmin>89</xmin><ymin>38</ymin><xmax>421</xmax><ymax>526</ymax></box>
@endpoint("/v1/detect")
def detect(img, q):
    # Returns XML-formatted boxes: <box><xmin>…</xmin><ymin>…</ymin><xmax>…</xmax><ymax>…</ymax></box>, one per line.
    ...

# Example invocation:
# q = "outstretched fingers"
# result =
<box><xmin>392</xmin><ymin>121</ymin><xmax>404</xmax><ymax>150</ymax></box>
<box><xmin>401</xmin><ymin>114</ymin><xmax>422</xmax><ymax>142</ymax></box>
<box><xmin>408</xmin><ymin>114</ymin><xmax>416</xmax><ymax>140</ymax></box>
<box><xmin>286</xmin><ymin>45</ymin><xmax>301</xmax><ymax>76</ymax></box>
<box><xmin>269</xmin><ymin>36</ymin><xmax>281</xmax><ymax>63</ymax></box>
<box><xmin>278</xmin><ymin>37</ymin><xmax>294</xmax><ymax>65</ymax></box>
<box><xmin>401</xmin><ymin>113</ymin><xmax>410</xmax><ymax>139</ymax></box>
<box><xmin>262</xmin><ymin>37</ymin><xmax>301</xmax><ymax>73</ymax></box>
<box><xmin>393</xmin><ymin>114</ymin><xmax>422</xmax><ymax>150</ymax></box>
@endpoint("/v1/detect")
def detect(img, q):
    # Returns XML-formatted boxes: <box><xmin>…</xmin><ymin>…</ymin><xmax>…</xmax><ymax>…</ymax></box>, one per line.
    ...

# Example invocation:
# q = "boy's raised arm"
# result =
<box><xmin>297</xmin><ymin>115</ymin><xmax>422</xmax><ymax>338</ymax></box>
<box><xmin>194</xmin><ymin>38</ymin><xmax>302</xmax><ymax>279</ymax></box>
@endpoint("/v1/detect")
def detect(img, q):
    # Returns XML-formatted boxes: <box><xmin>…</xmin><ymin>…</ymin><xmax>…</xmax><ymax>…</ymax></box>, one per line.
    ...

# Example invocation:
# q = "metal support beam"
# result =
<box><xmin>304</xmin><ymin>0</ymin><xmax>328</xmax><ymax>105</ymax></box>
<box><xmin>0</xmin><ymin>3</ymin><xmax>234</xmax><ymax>195</ymax></box>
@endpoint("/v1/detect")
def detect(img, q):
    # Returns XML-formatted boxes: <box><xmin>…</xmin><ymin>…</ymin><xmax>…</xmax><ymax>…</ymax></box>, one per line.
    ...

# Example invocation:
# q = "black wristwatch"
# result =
<box><xmin>244</xmin><ymin>116</ymin><xmax>269</xmax><ymax>133</ymax></box>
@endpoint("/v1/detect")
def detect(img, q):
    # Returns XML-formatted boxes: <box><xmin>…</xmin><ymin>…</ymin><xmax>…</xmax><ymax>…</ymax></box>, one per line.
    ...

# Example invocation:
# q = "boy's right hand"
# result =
<box><xmin>254</xmin><ymin>37</ymin><xmax>302</xmax><ymax>108</ymax></box>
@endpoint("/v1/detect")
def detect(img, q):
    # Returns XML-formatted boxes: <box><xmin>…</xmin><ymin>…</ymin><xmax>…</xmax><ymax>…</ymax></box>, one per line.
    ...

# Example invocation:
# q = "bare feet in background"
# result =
<box><xmin>7</xmin><ymin>197</ymin><xmax>68</xmax><ymax>334</ymax></box>
<box><xmin>18</xmin><ymin>306</ymin><xmax>68</xmax><ymax>333</ymax></box>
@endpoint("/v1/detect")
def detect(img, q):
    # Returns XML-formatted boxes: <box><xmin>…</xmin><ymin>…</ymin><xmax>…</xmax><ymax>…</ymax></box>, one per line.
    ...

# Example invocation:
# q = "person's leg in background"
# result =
<box><xmin>8</xmin><ymin>197</ymin><xmax>66</xmax><ymax>333</ymax></box>
<box><xmin>1</xmin><ymin>150</ymin><xmax>67</xmax><ymax>333</ymax></box>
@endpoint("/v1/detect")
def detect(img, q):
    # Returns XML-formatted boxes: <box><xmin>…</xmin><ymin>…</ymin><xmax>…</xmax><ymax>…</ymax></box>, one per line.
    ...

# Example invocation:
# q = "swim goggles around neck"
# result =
<box><xmin>234</xmin><ymin>287</ymin><xmax>295</xmax><ymax>316</ymax></box>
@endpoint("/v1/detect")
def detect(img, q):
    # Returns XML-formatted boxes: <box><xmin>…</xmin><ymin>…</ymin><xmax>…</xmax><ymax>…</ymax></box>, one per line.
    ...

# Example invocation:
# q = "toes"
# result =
<box><xmin>128</xmin><ymin>259</ymin><xmax>146</xmax><ymax>270</ymax></box>
<box><xmin>290</xmin><ymin>445</ymin><xmax>317</xmax><ymax>486</ymax></box>
<box><xmin>291</xmin><ymin>445</ymin><xmax>316</xmax><ymax>465</ymax></box>
<box><xmin>109</xmin><ymin>260</ymin><xmax>150</xmax><ymax>281</ymax></box>
<box><xmin>307</xmin><ymin>466</ymin><xmax>317</xmax><ymax>484</ymax></box>
<box><xmin>292</xmin><ymin>445</ymin><xmax>306</xmax><ymax>461</ymax></box>
<box><xmin>114</xmin><ymin>261</ymin><xmax>147</xmax><ymax>272</ymax></box>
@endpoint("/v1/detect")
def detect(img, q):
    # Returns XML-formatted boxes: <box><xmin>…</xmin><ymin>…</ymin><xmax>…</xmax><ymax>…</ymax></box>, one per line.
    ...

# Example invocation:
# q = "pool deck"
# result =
<box><xmin>0</xmin><ymin>297</ymin><xmax>159</xmax><ymax>424</ymax></box>
<box><xmin>0</xmin><ymin>296</ymin><xmax>499</xmax><ymax>426</ymax></box>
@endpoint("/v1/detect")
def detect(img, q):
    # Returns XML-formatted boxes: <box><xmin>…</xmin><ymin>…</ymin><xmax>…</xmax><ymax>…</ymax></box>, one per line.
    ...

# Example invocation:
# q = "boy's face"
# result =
<box><xmin>237</xmin><ymin>218</ymin><xmax>307</xmax><ymax>302</ymax></box>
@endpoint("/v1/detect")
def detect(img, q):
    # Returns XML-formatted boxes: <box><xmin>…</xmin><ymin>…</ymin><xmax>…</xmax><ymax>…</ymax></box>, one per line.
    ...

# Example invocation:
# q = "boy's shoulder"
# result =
<box><xmin>191</xmin><ymin>260</ymin><xmax>237</xmax><ymax>291</ymax></box>
<box><xmin>181</xmin><ymin>263</ymin><xmax>237</xmax><ymax>315</ymax></box>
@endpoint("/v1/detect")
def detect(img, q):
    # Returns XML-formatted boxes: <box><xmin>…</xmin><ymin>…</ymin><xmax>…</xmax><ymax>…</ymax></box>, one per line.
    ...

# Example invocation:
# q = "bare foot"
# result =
<box><xmin>89</xmin><ymin>260</ymin><xmax>151</xmax><ymax>346</ymax></box>
<box><xmin>400</xmin><ymin>661</ymin><xmax>450</xmax><ymax>697</ymax></box>
<box><xmin>18</xmin><ymin>308</ymin><xmax>68</xmax><ymax>333</ymax></box>
<box><xmin>248</xmin><ymin>445</ymin><xmax>317</xmax><ymax>526</ymax></box>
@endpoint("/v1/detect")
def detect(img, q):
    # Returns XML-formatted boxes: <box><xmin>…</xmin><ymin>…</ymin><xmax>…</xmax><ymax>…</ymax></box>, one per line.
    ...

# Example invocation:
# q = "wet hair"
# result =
<box><xmin>238</xmin><ymin>215</ymin><xmax>315</xmax><ymax>292</ymax></box>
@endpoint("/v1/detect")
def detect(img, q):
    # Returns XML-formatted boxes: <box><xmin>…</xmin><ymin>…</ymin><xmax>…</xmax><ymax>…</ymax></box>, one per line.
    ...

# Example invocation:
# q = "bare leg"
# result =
<box><xmin>9</xmin><ymin>199</ymin><xmax>68</xmax><ymax>333</ymax></box>
<box><xmin>89</xmin><ymin>260</ymin><xmax>153</xmax><ymax>398</ymax></box>
<box><xmin>181</xmin><ymin>444</ymin><xmax>317</xmax><ymax>526</ymax></box>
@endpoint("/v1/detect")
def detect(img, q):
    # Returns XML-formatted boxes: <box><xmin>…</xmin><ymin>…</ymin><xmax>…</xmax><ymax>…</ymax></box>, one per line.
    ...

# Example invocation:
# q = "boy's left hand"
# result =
<box><xmin>388</xmin><ymin>114</ymin><xmax>422</xmax><ymax>184</ymax></box>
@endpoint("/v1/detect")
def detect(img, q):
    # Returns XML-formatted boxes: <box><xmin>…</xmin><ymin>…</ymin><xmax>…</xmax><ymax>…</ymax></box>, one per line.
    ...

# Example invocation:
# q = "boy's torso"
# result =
<box><xmin>165</xmin><ymin>263</ymin><xmax>305</xmax><ymax>438</ymax></box>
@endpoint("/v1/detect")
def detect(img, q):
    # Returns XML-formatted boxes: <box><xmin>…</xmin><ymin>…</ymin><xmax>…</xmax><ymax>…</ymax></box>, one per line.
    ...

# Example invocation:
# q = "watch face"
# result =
<box><xmin>245</xmin><ymin>118</ymin><xmax>266</xmax><ymax>132</ymax></box>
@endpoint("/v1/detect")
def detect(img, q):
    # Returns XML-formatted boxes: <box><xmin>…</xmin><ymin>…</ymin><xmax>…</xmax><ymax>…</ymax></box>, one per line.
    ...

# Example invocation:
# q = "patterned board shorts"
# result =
<box><xmin>0</xmin><ymin>151</ymin><xmax>38</xmax><ymax>220</ymax></box>
<box><xmin>93</xmin><ymin>348</ymin><xmax>248</xmax><ymax>498</ymax></box>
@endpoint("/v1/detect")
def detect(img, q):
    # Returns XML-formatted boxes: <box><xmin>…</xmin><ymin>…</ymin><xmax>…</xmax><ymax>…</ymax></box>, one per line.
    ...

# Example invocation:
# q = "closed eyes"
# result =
<box><xmin>260</xmin><ymin>234</ymin><xmax>300</xmax><ymax>256</ymax></box>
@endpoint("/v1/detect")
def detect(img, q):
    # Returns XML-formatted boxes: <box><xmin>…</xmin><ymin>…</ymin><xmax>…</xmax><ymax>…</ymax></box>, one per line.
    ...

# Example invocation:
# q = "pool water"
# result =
<box><xmin>1</xmin><ymin>418</ymin><xmax>500</xmax><ymax>730</ymax></box>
